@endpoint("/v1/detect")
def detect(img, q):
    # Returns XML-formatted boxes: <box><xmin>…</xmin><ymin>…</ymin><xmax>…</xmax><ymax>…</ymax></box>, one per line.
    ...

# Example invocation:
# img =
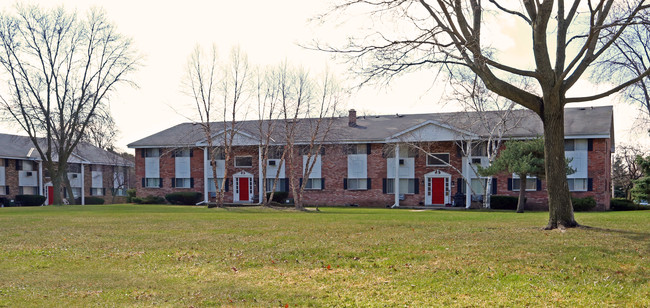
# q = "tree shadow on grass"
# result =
<box><xmin>579</xmin><ymin>225</ymin><xmax>650</xmax><ymax>242</ymax></box>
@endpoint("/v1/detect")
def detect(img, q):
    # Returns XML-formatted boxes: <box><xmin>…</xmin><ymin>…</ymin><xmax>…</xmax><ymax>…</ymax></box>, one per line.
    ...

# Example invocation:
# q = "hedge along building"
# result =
<box><xmin>127</xmin><ymin>106</ymin><xmax>614</xmax><ymax>210</ymax></box>
<box><xmin>0</xmin><ymin>133</ymin><xmax>135</xmax><ymax>205</ymax></box>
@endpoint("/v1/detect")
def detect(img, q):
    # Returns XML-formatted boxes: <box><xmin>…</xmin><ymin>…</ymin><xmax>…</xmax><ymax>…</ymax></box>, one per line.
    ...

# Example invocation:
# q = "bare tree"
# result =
<box><xmin>184</xmin><ymin>45</ymin><xmax>250</xmax><ymax>208</ymax></box>
<box><xmin>254</xmin><ymin>66</ymin><xmax>288</xmax><ymax>206</ymax></box>
<box><xmin>612</xmin><ymin>144</ymin><xmax>645</xmax><ymax>199</ymax></box>
<box><xmin>278</xmin><ymin>64</ymin><xmax>343</xmax><ymax>210</ymax></box>
<box><xmin>593</xmin><ymin>9</ymin><xmax>650</xmax><ymax>119</ymax></box>
<box><xmin>0</xmin><ymin>5</ymin><xmax>139</xmax><ymax>205</ymax></box>
<box><xmin>82</xmin><ymin>110</ymin><xmax>118</xmax><ymax>151</ymax></box>
<box><xmin>319</xmin><ymin>1</ymin><xmax>650</xmax><ymax>229</ymax></box>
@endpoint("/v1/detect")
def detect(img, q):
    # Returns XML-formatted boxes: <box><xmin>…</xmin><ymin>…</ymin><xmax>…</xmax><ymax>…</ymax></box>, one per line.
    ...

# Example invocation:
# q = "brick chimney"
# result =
<box><xmin>348</xmin><ymin>109</ymin><xmax>357</xmax><ymax>127</ymax></box>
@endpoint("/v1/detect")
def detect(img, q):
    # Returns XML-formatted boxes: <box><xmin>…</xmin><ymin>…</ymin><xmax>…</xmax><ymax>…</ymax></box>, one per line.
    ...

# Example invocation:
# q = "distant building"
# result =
<box><xmin>127</xmin><ymin>106</ymin><xmax>613</xmax><ymax>210</ymax></box>
<box><xmin>0</xmin><ymin>133</ymin><xmax>134</xmax><ymax>205</ymax></box>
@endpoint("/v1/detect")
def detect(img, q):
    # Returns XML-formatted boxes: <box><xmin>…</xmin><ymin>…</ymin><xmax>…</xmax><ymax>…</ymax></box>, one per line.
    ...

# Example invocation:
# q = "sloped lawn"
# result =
<box><xmin>0</xmin><ymin>204</ymin><xmax>648</xmax><ymax>306</ymax></box>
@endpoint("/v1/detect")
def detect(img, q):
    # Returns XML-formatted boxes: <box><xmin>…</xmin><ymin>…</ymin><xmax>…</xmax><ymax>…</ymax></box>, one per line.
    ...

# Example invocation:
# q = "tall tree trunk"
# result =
<box><xmin>63</xmin><ymin>171</ymin><xmax>76</xmax><ymax>205</ymax></box>
<box><xmin>542</xmin><ymin>102</ymin><xmax>577</xmax><ymax>229</ymax></box>
<box><xmin>517</xmin><ymin>175</ymin><xmax>526</xmax><ymax>213</ymax></box>
<box><xmin>51</xmin><ymin>172</ymin><xmax>63</xmax><ymax>205</ymax></box>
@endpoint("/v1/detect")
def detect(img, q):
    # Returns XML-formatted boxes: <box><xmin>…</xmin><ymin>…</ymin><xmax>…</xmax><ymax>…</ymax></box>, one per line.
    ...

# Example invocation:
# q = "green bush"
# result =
<box><xmin>133</xmin><ymin>195</ymin><xmax>166</xmax><ymax>204</ymax></box>
<box><xmin>75</xmin><ymin>197</ymin><xmax>104</xmax><ymax>205</ymax></box>
<box><xmin>266</xmin><ymin>191</ymin><xmax>288</xmax><ymax>203</ymax></box>
<box><xmin>572</xmin><ymin>196</ymin><xmax>596</xmax><ymax>211</ymax></box>
<box><xmin>15</xmin><ymin>194</ymin><xmax>46</xmax><ymax>206</ymax></box>
<box><xmin>490</xmin><ymin>195</ymin><xmax>520</xmax><ymax>210</ymax></box>
<box><xmin>610</xmin><ymin>198</ymin><xmax>637</xmax><ymax>211</ymax></box>
<box><xmin>165</xmin><ymin>192</ymin><xmax>203</xmax><ymax>205</ymax></box>
<box><xmin>0</xmin><ymin>197</ymin><xmax>9</xmax><ymax>207</ymax></box>
<box><xmin>126</xmin><ymin>189</ymin><xmax>136</xmax><ymax>203</ymax></box>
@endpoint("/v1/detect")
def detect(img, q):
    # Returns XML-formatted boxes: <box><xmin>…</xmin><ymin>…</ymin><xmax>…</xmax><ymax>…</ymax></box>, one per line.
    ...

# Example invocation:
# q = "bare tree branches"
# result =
<box><xmin>0</xmin><ymin>5</ymin><xmax>139</xmax><ymax>205</ymax></box>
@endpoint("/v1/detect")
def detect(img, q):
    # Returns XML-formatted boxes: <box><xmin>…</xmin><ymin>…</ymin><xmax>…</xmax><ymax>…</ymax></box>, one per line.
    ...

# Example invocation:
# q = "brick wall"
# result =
<box><xmin>492</xmin><ymin>138</ymin><xmax>612</xmax><ymax>210</ymax></box>
<box><xmin>132</xmin><ymin>138</ymin><xmax>613</xmax><ymax>210</ymax></box>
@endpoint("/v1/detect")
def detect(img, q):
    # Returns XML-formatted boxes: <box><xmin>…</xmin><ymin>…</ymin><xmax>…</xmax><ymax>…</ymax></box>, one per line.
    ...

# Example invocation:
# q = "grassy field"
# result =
<box><xmin>0</xmin><ymin>205</ymin><xmax>648</xmax><ymax>307</ymax></box>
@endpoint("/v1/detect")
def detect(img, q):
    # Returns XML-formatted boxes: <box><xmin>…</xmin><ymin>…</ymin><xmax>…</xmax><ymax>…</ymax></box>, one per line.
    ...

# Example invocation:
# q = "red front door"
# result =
<box><xmin>47</xmin><ymin>186</ymin><xmax>54</xmax><ymax>205</ymax></box>
<box><xmin>238</xmin><ymin>178</ymin><xmax>249</xmax><ymax>201</ymax></box>
<box><xmin>431</xmin><ymin>178</ymin><xmax>445</xmax><ymax>205</ymax></box>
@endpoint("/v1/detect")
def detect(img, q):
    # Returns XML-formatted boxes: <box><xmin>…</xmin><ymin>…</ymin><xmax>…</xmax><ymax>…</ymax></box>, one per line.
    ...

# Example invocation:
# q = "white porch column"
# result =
<box><xmin>392</xmin><ymin>143</ymin><xmax>400</xmax><ymax>208</ymax></box>
<box><xmin>465</xmin><ymin>140</ymin><xmax>472</xmax><ymax>209</ymax></box>
<box><xmin>203</xmin><ymin>147</ymin><xmax>208</xmax><ymax>203</ymax></box>
<box><xmin>38</xmin><ymin>161</ymin><xmax>43</xmax><ymax>196</ymax></box>
<box><xmin>258</xmin><ymin>145</ymin><xmax>263</xmax><ymax>204</ymax></box>
<box><xmin>81</xmin><ymin>163</ymin><xmax>85</xmax><ymax>205</ymax></box>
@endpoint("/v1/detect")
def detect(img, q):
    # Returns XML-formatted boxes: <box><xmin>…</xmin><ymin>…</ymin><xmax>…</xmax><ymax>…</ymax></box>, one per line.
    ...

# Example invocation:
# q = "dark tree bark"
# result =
<box><xmin>517</xmin><ymin>176</ymin><xmax>526</xmax><ymax>214</ymax></box>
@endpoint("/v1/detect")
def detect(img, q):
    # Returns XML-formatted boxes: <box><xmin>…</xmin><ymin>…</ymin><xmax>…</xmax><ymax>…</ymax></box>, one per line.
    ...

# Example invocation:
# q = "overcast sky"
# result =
<box><xmin>0</xmin><ymin>1</ymin><xmax>648</xmax><ymax>151</ymax></box>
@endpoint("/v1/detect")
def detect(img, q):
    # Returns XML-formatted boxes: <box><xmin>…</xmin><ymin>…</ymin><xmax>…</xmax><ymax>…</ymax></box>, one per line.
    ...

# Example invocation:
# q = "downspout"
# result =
<box><xmin>465</xmin><ymin>140</ymin><xmax>472</xmax><ymax>209</ymax></box>
<box><xmin>391</xmin><ymin>143</ymin><xmax>400</xmax><ymax>208</ymax></box>
<box><xmin>203</xmin><ymin>147</ymin><xmax>208</xmax><ymax>203</ymax></box>
<box><xmin>81</xmin><ymin>163</ymin><xmax>85</xmax><ymax>205</ymax></box>
<box><xmin>258</xmin><ymin>145</ymin><xmax>263</xmax><ymax>204</ymax></box>
<box><xmin>38</xmin><ymin>160</ymin><xmax>43</xmax><ymax>197</ymax></box>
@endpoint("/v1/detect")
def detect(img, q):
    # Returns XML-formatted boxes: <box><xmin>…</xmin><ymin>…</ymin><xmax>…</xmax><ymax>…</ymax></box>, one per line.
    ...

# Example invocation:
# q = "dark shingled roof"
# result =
<box><xmin>127</xmin><ymin>106</ymin><xmax>613</xmax><ymax>147</ymax></box>
<box><xmin>0</xmin><ymin>133</ymin><xmax>133</xmax><ymax>166</ymax></box>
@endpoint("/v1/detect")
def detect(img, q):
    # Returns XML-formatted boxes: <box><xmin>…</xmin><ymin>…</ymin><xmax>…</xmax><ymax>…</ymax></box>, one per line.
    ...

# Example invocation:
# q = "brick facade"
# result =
<box><xmin>133</xmin><ymin>138</ymin><xmax>612</xmax><ymax>210</ymax></box>
<box><xmin>0</xmin><ymin>158</ymin><xmax>132</xmax><ymax>206</ymax></box>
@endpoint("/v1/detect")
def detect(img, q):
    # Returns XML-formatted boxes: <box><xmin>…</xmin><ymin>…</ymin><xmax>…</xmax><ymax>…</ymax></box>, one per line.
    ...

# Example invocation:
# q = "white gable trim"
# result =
<box><xmin>195</xmin><ymin>129</ymin><xmax>258</xmax><ymax>146</ymax></box>
<box><xmin>386</xmin><ymin>120</ymin><xmax>478</xmax><ymax>142</ymax></box>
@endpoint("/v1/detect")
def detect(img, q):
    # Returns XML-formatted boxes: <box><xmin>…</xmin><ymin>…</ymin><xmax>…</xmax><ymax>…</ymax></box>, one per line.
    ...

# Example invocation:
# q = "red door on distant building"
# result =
<box><xmin>47</xmin><ymin>186</ymin><xmax>54</xmax><ymax>205</ymax></box>
<box><xmin>238</xmin><ymin>177</ymin><xmax>249</xmax><ymax>201</ymax></box>
<box><xmin>431</xmin><ymin>178</ymin><xmax>445</xmax><ymax>205</ymax></box>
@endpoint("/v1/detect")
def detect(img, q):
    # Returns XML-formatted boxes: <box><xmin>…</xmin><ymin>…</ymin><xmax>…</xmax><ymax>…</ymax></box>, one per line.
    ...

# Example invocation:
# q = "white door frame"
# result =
<box><xmin>233</xmin><ymin>171</ymin><xmax>254</xmax><ymax>203</ymax></box>
<box><xmin>424</xmin><ymin>170</ymin><xmax>451</xmax><ymax>206</ymax></box>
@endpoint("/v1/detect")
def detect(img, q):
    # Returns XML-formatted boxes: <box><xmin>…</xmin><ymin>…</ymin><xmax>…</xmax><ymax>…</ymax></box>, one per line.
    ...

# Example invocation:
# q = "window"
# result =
<box><xmin>0</xmin><ymin>159</ymin><xmax>5</xmax><ymax>167</ymax></box>
<box><xmin>207</xmin><ymin>178</ymin><xmax>225</xmax><ymax>192</ymax></box>
<box><xmin>568</xmin><ymin>178</ymin><xmax>587</xmax><ymax>191</ymax></box>
<box><xmin>347</xmin><ymin>178</ymin><xmax>367</xmax><ymax>190</ymax></box>
<box><xmin>564</xmin><ymin>139</ymin><xmax>587</xmax><ymax>151</ymax></box>
<box><xmin>112</xmin><ymin>188</ymin><xmax>127</xmax><ymax>196</ymax></box>
<box><xmin>144</xmin><ymin>148</ymin><xmax>160</xmax><ymax>157</ymax></box>
<box><xmin>386</xmin><ymin>179</ymin><xmax>416</xmax><ymax>194</ymax></box>
<box><xmin>304</xmin><ymin>178</ymin><xmax>322</xmax><ymax>190</ymax></box>
<box><xmin>91</xmin><ymin>188</ymin><xmax>104</xmax><ymax>196</ymax></box>
<box><xmin>209</xmin><ymin>148</ymin><xmax>225</xmax><ymax>160</ymax></box>
<box><xmin>471</xmin><ymin>142</ymin><xmax>488</xmax><ymax>157</ymax></box>
<box><xmin>18</xmin><ymin>160</ymin><xmax>35</xmax><ymax>171</ymax></box>
<box><xmin>91</xmin><ymin>165</ymin><xmax>102</xmax><ymax>172</ymax></box>
<box><xmin>173</xmin><ymin>149</ymin><xmax>190</xmax><ymax>157</ymax></box>
<box><xmin>298</xmin><ymin>145</ymin><xmax>326</xmax><ymax>155</ymax></box>
<box><xmin>235</xmin><ymin>156</ymin><xmax>253</xmax><ymax>168</ymax></box>
<box><xmin>0</xmin><ymin>186</ymin><xmax>7</xmax><ymax>195</ymax></box>
<box><xmin>265</xmin><ymin>178</ymin><xmax>286</xmax><ymax>192</ymax></box>
<box><xmin>174</xmin><ymin>178</ymin><xmax>191</xmax><ymax>188</ymax></box>
<box><xmin>63</xmin><ymin>187</ymin><xmax>81</xmax><ymax>198</ymax></box>
<box><xmin>384</xmin><ymin>145</ymin><xmax>418</xmax><ymax>158</ymax></box>
<box><xmin>267</xmin><ymin>146</ymin><xmax>284</xmax><ymax>159</ymax></box>
<box><xmin>145</xmin><ymin>178</ymin><xmax>160</xmax><ymax>188</ymax></box>
<box><xmin>68</xmin><ymin>163</ymin><xmax>81</xmax><ymax>173</ymax></box>
<box><xmin>512</xmin><ymin>177</ymin><xmax>537</xmax><ymax>191</ymax></box>
<box><xmin>343</xmin><ymin>144</ymin><xmax>367</xmax><ymax>155</ymax></box>
<box><xmin>427</xmin><ymin>153</ymin><xmax>450</xmax><ymax>166</ymax></box>
<box><xmin>564</xmin><ymin>140</ymin><xmax>574</xmax><ymax>151</ymax></box>
<box><xmin>470</xmin><ymin>178</ymin><xmax>486</xmax><ymax>196</ymax></box>
<box><xmin>19</xmin><ymin>186</ymin><xmax>37</xmax><ymax>195</ymax></box>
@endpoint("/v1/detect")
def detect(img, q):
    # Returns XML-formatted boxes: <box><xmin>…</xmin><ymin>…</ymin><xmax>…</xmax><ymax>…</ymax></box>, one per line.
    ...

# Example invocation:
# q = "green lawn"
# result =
<box><xmin>0</xmin><ymin>205</ymin><xmax>648</xmax><ymax>307</ymax></box>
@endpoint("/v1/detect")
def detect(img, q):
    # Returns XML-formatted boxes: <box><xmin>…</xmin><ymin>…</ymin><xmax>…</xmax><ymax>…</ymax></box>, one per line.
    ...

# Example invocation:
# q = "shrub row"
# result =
<box><xmin>74</xmin><ymin>197</ymin><xmax>105</xmax><ymax>205</ymax></box>
<box><xmin>490</xmin><ymin>196</ymin><xmax>520</xmax><ymax>210</ymax></box>
<box><xmin>16</xmin><ymin>195</ymin><xmax>46</xmax><ymax>206</ymax></box>
<box><xmin>266</xmin><ymin>191</ymin><xmax>288</xmax><ymax>203</ymax></box>
<box><xmin>572</xmin><ymin>197</ymin><xmax>596</xmax><ymax>212</ymax></box>
<box><xmin>165</xmin><ymin>192</ymin><xmax>202</xmax><ymax>205</ymax></box>
<box><xmin>132</xmin><ymin>195</ymin><xmax>166</xmax><ymax>204</ymax></box>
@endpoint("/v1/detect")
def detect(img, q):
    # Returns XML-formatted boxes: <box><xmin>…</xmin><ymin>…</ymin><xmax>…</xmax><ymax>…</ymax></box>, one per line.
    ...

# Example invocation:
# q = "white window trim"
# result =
<box><xmin>426</xmin><ymin>153</ymin><xmax>450</xmax><ymax>166</ymax></box>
